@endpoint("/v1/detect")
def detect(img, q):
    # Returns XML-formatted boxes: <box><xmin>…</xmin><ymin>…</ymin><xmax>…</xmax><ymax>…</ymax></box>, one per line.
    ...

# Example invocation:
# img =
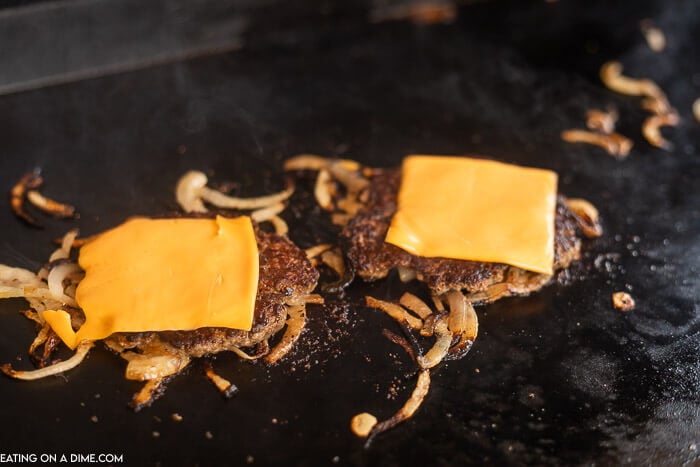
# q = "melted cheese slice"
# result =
<box><xmin>42</xmin><ymin>216</ymin><xmax>259</xmax><ymax>350</ymax></box>
<box><xmin>385</xmin><ymin>155</ymin><xmax>558</xmax><ymax>275</ymax></box>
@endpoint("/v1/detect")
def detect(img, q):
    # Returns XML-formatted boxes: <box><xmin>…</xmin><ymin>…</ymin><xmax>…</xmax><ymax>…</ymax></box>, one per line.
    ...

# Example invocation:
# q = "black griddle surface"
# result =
<box><xmin>0</xmin><ymin>1</ymin><xmax>699</xmax><ymax>465</ymax></box>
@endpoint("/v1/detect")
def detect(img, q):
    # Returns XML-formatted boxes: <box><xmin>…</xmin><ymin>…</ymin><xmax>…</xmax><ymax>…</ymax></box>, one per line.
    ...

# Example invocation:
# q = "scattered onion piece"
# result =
<box><xmin>370</xmin><ymin>2</ymin><xmax>457</xmax><ymax>25</ymax></box>
<box><xmin>640</xmin><ymin>19</ymin><xmax>666</xmax><ymax>52</ymax></box>
<box><xmin>131</xmin><ymin>378</ymin><xmax>167</xmax><ymax>411</ymax></box>
<box><xmin>397</xmin><ymin>266</ymin><xmax>417</xmax><ymax>283</ymax></box>
<box><xmin>284</xmin><ymin>154</ymin><xmax>361</xmax><ymax>173</ymax></box>
<box><xmin>600</xmin><ymin>61</ymin><xmax>666</xmax><ymax>101</ymax></box>
<box><xmin>612</xmin><ymin>291</ymin><xmax>636</xmax><ymax>311</ymax></box>
<box><xmin>122</xmin><ymin>350</ymin><xmax>190</xmax><ymax>381</ymax></box>
<box><xmin>305</xmin><ymin>243</ymin><xmax>333</xmax><ymax>261</ymax></box>
<box><xmin>363</xmin><ymin>369</ymin><xmax>431</xmax><ymax>447</ymax></box>
<box><xmin>365</xmin><ymin>296</ymin><xmax>423</xmax><ymax>330</ymax></box>
<box><xmin>382</xmin><ymin>328</ymin><xmax>416</xmax><ymax>362</ymax></box>
<box><xmin>399</xmin><ymin>292</ymin><xmax>433</xmax><ymax>320</ymax></box>
<box><xmin>561</xmin><ymin>129</ymin><xmax>633</xmax><ymax>158</ymax></box>
<box><xmin>0</xmin><ymin>340</ymin><xmax>94</xmax><ymax>380</ymax></box>
<box><xmin>350</xmin><ymin>413</ymin><xmax>377</xmax><ymax>438</ymax></box>
<box><xmin>586</xmin><ymin>108</ymin><xmax>618</xmax><ymax>134</ymax></box>
<box><xmin>320</xmin><ymin>249</ymin><xmax>346</xmax><ymax>280</ymax></box>
<box><xmin>200</xmin><ymin>184</ymin><xmax>293</xmax><ymax>211</ymax></box>
<box><xmin>26</xmin><ymin>190</ymin><xmax>76</xmax><ymax>218</ymax></box>
<box><xmin>47</xmin><ymin>262</ymin><xmax>82</xmax><ymax>300</ymax></box>
<box><xmin>264</xmin><ymin>305</ymin><xmax>306</xmax><ymax>364</ymax></box>
<box><xmin>566</xmin><ymin>198</ymin><xmax>603</xmax><ymax>238</ymax></box>
<box><xmin>204</xmin><ymin>362</ymin><xmax>238</xmax><ymax>398</ymax></box>
<box><xmin>250</xmin><ymin>202</ymin><xmax>285</xmax><ymax>223</ymax></box>
<box><xmin>642</xmin><ymin>112</ymin><xmax>680</xmax><ymax>150</ymax></box>
<box><xmin>445</xmin><ymin>290</ymin><xmax>478</xmax><ymax>359</ymax></box>
<box><xmin>175</xmin><ymin>170</ymin><xmax>208</xmax><ymax>213</ymax></box>
<box><xmin>417</xmin><ymin>315</ymin><xmax>450</xmax><ymax>369</ymax></box>
<box><xmin>10</xmin><ymin>169</ymin><xmax>43</xmax><ymax>227</ymax></box>
<box><xmin>314</xmin><ymin>168</ymin><xmax>334</xmax><ymax>210</ymax></box>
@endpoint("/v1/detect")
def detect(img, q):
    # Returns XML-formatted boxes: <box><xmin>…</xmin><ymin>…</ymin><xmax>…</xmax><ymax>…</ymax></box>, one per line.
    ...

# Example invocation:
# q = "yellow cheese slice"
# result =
<box><xmin>385</xmin><ymin>155</ymin><xmax>557</xmax><ymax>275</ymax></box>
<box><xmin>42</xmin><ymin>215</ymin><xmax>259</xmax><ymax>349</ymax></box>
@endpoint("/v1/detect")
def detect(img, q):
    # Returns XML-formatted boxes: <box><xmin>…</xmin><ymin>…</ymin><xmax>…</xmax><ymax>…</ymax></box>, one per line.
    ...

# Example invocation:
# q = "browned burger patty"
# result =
<box><xmin>341</xmin><ymin>169</ymin><xmax>585</xmax><ymax>296</ymax></box>
<box><xmin>106</xmin><ymin>228</ymin><xmax>319</xmax><ymax>358</ymax></box>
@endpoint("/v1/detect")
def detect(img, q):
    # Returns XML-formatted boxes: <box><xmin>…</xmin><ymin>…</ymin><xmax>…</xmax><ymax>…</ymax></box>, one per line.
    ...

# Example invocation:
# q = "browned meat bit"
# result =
<box><xmin>612</xmin><ymin>291</ymin><xmax>635</xmax><ymax>311</ymax></box>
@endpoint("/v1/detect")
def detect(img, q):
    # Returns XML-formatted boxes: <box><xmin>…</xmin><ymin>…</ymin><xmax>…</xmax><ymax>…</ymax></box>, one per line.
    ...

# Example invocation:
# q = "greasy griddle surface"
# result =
<box><xmin>0</xmin><ymin>1</ymin><xmax>699</xmax><ymax>465</ymax></box>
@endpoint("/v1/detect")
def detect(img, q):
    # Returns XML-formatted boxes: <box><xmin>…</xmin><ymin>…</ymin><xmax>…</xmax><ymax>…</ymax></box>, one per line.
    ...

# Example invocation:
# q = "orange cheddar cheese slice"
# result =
<box><xmin>42</xmin><ymin>215</ymin><xmax>259</xmax><ymax>349</ymax></box>
<box><xmin>385</xmin><ymin>155</ymin><xmax>558</xmax><ymax>275</ymax></box>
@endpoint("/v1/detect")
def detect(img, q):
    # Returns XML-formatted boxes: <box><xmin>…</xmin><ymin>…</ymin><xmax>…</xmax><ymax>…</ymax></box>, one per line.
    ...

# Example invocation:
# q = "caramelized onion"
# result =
<box><xmin>26</xmin><ymin>190</ymin><xmax>76</xmax><ymax>218</ymax></box>
<box><xmin>175</xmin><ymin>170</ymin><xmax>208</xmax><ymax>213</ymax></box>
<box><xmin>565</xmin><ymin>198</ymin><xmax>603</xmax><ymax>238</ymax></box>
<box><xmin>10</xmin><ymin>169</ymin><xmax>43</xmax><ymax>227</ymax></box>
<box><xmin>131</xmin><ymin>378</ymin><xmax>167</xmax><ymax>411</ymax></box>
<box><xmin>200</xmin><ymin>184</ymin><xmax>293</xmax><ymax>210</ymax></box>
<box><xmin>640</xmin><ymin>19</ymin><xmax>666</xmax><ymax>52</ymax></box>
<box><xmin>47</xmin><ymin>262</ymin><xmax>82</xmax><ymax>300</ymax></box>
<box><xmin>314</xmin><ymin>168</ymin><xmax>334</xmax><ymax>210</ymax></box>
<box><xmin>351</xmin><ymin>413</ymin><xmax>377</xmax><ymax>438</ymax></box>
<box><xmin>122</xmin><ymin>350</ymin><xmax>190</xmax><ymax>381</ymax></box>
<box><xmin>642</xmin><ymin>112</ymin><xmax>680</xmax><ymax>150</ymax></box>
<box><xmin>612</xmin><ymin>291</ymin><xmax>636</xmax><ymax>311</ymax></box>
<box><xmin>445</xmin><ymin>290</ymin><xmax>478</xmax><ymax>359</ymax></box>
<box><xmin>264</xmin><ymin>305</ymin><xmax>306</xmax><ymax>364</ymax></box>
<box><xmin>561</xmin><ymin>129</ymin><xmax>633</xmax><ymax>158</ymax></box>
<box><xmin>365</xmin><ymin>296</ymin><xmax>423</xmax><ymax>330</ymax></box>
<box><xmin>586</xmin><ymin>108</ymin><xmax>618</xmax><ymax>134</ymax></box>
<box><xmin>283</xmin><ymin>154</ymin><xmax>361</xmax><ymax>172</ymax></box>
<box><xmin>204</xmin><ymin>362</ymin><xmax>238</xmax><ymax>398</ymax></box>
<box><xmin>417</xmin><ymin>316</ymin><xmax>450</xmax><ymax>369</ymax></box>
<box><xmin>600</xmin><ymin>61</ymin><xmax>665</xmax><ymax>100</ymax></box>
<box><xmin>1</xmin><ymin>340</ymin><xmax>94</xmax><ymax>380</ymax></box>
<box><xmin>363</xmin><ymin>370</ymin><xmax>431</xmax><ymax>447</ymax></box>
<box><xmin>399</xmin><ymin>292</ymin><xmax>433</xmax><ymax>320</ymax></box>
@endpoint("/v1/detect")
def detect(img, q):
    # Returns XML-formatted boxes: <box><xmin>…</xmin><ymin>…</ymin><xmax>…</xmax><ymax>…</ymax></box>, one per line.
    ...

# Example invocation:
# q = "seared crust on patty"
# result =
<box><xmin>109</xmin><ymin>228</ymin><xmax>319</xmax><ymax>358</ymax></box>
<box><xmin>341</xmin><ymin>169</ymin><xmax>584</xmax><ymax>295</ymax></box>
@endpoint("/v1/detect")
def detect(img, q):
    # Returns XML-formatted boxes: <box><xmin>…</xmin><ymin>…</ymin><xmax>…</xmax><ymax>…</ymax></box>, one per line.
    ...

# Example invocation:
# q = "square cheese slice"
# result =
<box><xmin>385</xmin><ymin>155</ymin><xmax>557</xmax><ymax>275</ymax></box>
<box><xmin>42</xmin><ymin>215</ymin><xmax>259</xmax><ymax>349</ymax></box>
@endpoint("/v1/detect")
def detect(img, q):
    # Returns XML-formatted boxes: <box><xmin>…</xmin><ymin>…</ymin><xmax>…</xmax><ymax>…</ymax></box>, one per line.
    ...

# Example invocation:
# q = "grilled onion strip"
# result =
<box><xmin>586</xmin><ymin>108</ymin><xmax>618</xmax><ymax>134</ymax></box>
<box><xmin>264</xmin><ymin>305</ymin><xmax>307</xmax><ymax>364</ymax></box>
<box><xmin>360</xmin><ymin>369</ymin><xmax>431</xmax><ymax>447</ymax></box>
<box><xmin>600</xmin><ymin>61</ymin><xmax>666</xmax><ymax>102</ymax></box>
<box><xmin>642</xmin><ymin>112</ymin><xmax>680</xmax><ymax>150</ymax></box>
<box><xmin>566</xmin><ymin>198</ymin><xmax>603</xmax><ymax>238</ymax></box>
<box><xmin>0</xmin><ymin>340</ymin><xmax>94</xmax><ymax>380</ymax></box>
<box><xmin>26</xmin><ymin>190</ymin><xmax>76</xmax><ymax>218</ymax></box>
<box><xmin>204</xmin><ymin>362</ymin><xmax>238</xmax><ymax>398</ymax></box>
<box><xmin>175</xmin><ymin>170</ymin><xmax>293</xmax><ymax>234</ymax></box>
<box><xmin>365</xmin><ymin>296</ymin><xmax>423</xmax><ymax>330</ymax></box>
<box><xmin>561</xmin><ymin>129</ymin><xmax>633</xmax><ymax>158</ymax></box>
<box><xmin>10</xmin><ymin>169</ymin><xmax>43</xmax><ymax>227</ymax></box>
